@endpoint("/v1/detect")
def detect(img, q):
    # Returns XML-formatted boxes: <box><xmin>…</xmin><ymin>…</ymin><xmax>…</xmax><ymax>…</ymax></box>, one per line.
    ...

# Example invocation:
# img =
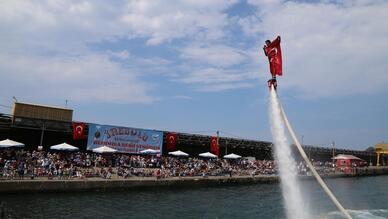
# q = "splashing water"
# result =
<box><xmin>269</xmin><ymin>88</ymin><xmax>311</xmax><ymax>219</ymax></box>
<box><xmin>326</xmin><ymin>209</ymin><xmax>388</xmax><ymax>219</ymax></box>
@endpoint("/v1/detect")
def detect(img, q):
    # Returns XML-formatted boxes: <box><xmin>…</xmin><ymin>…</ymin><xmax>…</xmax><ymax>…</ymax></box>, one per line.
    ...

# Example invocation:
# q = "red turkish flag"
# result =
<box><xmin>210</xmin><ymin>137</ymin><xmax>219</xmax><ymax>157</ymax></box>
<box><xmin>72</xmin><ymin>122</ymin><xmax>86</xmax><ymax>140</ymax></box>
<box><xmin>166</xmin><ymin>132</ymin><xmax>177</xmax><ymax>151</ymax></box>
<box><xmin>264</xmin><ymin>36</ymin><xmax>282</xmax><ymax>77</ymax></box>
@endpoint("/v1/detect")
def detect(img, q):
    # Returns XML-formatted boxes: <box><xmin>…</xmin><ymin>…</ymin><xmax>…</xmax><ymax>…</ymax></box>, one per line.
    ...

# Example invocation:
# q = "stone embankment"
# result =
<box><xmin>0</xmin><ymin>166</ymin><xmax>387</xmax><ymax>194</ymax></box>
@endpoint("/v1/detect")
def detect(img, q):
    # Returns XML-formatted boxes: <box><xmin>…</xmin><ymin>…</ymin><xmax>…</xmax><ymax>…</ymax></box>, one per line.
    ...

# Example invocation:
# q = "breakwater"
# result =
<box><xmin>0</xmin><ymin>175</ymin><xmax>279</xmax><ymax>194</ymax></box>
<box><xmin>1</xmin><ymin>167</ymin><xmax>387</xmax><ymax>194</ymax></box>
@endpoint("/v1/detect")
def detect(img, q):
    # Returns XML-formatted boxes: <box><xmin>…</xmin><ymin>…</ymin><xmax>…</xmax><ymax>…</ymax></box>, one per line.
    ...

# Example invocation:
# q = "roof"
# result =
<box><xmin>333</xmin><ymin>154</ymin><xmax>363</xmax><ymax>160</ymax></box>
<box><xmin>375</xmin><ymin>142</ymin><xmax>388</xmax><ymax>151</ymax></box>
<box><xmin>14</xmin><ymin>102</ymin><xmax>73</xmax><ymax>111</ymax></box>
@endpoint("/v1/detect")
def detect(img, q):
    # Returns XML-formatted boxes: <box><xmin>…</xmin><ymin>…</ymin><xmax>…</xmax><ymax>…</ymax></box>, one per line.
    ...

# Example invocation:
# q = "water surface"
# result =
<box><xmin>1</xmin><ymin>175</ymin><xmax>388</xmax><ymax>219</ymax></box>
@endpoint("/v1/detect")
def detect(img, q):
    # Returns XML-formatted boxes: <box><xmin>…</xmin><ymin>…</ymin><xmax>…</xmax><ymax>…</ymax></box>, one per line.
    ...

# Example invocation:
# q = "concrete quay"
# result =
<box><xmin>0</xmin><ymin>166</ymin><xmax>387</xmax><ymax>194</ymax></box>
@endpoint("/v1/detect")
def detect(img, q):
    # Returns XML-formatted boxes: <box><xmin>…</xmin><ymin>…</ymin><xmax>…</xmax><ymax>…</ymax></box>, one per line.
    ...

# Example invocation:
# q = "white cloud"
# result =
<box><xmin>172</xmin><ymin>95</ymin><xmax>193</xmax><ymax>100</ymax></box>
<box><xmin>0</xmin><ymin>0</ymin><xmax>247</xmax><ymax>104</ymax></box>
<box><xmin>106</xmin><ymin>50</ymin><xmax>172</xmax><ymax>75</ymax></box>
<box><xmin>181</xmin><ymin>45</ymin><xmax>247</xmax><ymax>67</ymax></box>
<box><xmin>137</xmin><ymin>57</ymin><xmax>171</xmax><ymax>66</ymax></box>
<box><xmin>108</xmin><ymin>50</ymin><xmax>130</xmax><ymax>60</ymax></box>
<box><xmin>120</xmin><ymin>0</ymin><xmax>238</xmax><ymax>45</ymax></box>
<box><xmin>176</xmin><ymin>44</ymin><xmax>261</xmax><ymax>92</ymax></box>
<box><xmin>0</xmin><ymin>53</ymin><xmax>155</xmax><ymax>104</ymax></box>
<box><xmin>0</xmin><ymin>1</ymin><xmax>120</xmax><ymax>51</ymax></box>
<box><xmin>242</xmin><ymin>0</ymin><xmax>388</xmax><ymax>97</ymax></box>
<box><xmin>179</xmin><ymin>68</ymin><xmax>257</xmax><ymax>84</ymax></box>
<box><xmin>198</xmin><ymin>82</ymin><xmax>255</xmax><ymax>92</ymax></box>
<box><xmin>2</xmin><ymin>0</ymin><xmax>386</xmax><ymax>101</ymax></box>
<box><xmin>176</xmin><ymin>68</ymin><xmax>258</xmax><ymax>92</ymax></box>
<box><xmin>69</xmin><ymin>1</ymin><xmax>93</xmax><ymax>14</ymax></box>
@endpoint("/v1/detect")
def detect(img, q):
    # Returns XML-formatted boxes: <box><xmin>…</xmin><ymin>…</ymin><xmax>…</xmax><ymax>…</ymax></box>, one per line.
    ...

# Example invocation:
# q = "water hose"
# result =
<box><xmin>276</xmin><ymin>90</ymin><xmax>352</xmax><ymax>219</ymax></box>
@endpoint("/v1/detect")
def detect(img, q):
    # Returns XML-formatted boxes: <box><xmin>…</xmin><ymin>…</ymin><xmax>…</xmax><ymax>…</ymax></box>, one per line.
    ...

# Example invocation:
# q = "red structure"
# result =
<box><xmin>334</xmin><ymin>154</ymin><xmax>366</xmax><ymax>173</ymax></box>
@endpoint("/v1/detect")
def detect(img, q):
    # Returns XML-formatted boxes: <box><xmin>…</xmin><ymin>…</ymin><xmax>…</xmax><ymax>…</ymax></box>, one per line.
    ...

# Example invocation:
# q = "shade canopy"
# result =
<box><xmin>0</xmin><ymin>139</ymin><xmax>25</xmax><ymax>148</ymax></box>
<box><xmin>223</xmin><ymin>153</ymin><xmax>242</xmax><ymax>159</ymax></box>
<box><xmin>139</xmin><ymin>149</ymin><xmax>160</xmax><ymax>154</ymax></box>
<box><xmin>199</xmin><ymin>152</ymin><xmax>217</xmax><ymax>158</ymax></box>
<box><xmin>50</xmin><ymin>143</ymin><xmax>79</xmax><ymax>151</ymax></box>
<box><xmin>92</xmin><ymin>146</ymin><xmax>117</xmax><ymax>153</ymax></box>
<box><xmin>168</xmin><ymin>150</ymin><xmax>189</xmax><ymax>157</ymax></box>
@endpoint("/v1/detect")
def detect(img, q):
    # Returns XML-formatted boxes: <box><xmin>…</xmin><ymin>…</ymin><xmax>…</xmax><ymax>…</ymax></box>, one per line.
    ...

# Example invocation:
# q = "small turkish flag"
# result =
<box><xmin>166</xmin><ymin>132</ymin><xmax>177</xmax><ymax>151</ymax></box>
<box><xmin>72</xmin><ymin>122</ymin><xmax>86</xmax><ymax>140</ymax></box>
<box><xmin>210</xmin><ymin>137</ymin><xmax>219</xmax><ymax>157</ymax></box>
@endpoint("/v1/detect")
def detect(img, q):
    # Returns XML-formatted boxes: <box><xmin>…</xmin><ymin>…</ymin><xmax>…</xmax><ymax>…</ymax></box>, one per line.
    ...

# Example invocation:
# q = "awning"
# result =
<box><xmin>139</xmin><ymin>149</ymin><xmax>160</xmax><ymax>154</ymax></box>
<box><xmin>223</xmin><ymin>153</ymin><xmax>242</xmax><ymax>159</ymax></box>
<box><xmin>168</xmin><ymin>150</ymin><xmax>189</xmax><ymax>157</ymax></box>
<box><xmin>0</xmin><ymin>139</ymin><xmax>25</xmax><ymax>148</ymax></box>
<box><xmin>50</xmin><ymin>143</ymin><xmax>79</xmax><ymax>151</ymax></box>
<box><xmin>199</xmin><ymin>152</ymin><xmax>217</xmax><ymax>158</ymax></box>
<box><xmin>92</xmin><ymin>146</ymin><xmax>117</xmax><ymax>153</ymax></box>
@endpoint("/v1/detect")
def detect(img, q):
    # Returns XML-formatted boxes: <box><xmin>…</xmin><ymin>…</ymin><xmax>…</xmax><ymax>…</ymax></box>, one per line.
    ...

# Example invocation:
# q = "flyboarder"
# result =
<box><xmin>263</xmin><ymin>36</ymin><xmax>282</xmax><ymax>90</ymax></box>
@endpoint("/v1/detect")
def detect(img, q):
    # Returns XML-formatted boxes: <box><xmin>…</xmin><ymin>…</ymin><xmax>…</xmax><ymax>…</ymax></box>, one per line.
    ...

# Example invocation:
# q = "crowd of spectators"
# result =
<box><xmin>297</xmin><ymin>160</ymin><xmax>336</xmax><ymax>175</ymax></box>
<box><xmin>0</xmin><ymin>149</ymin><xmax>366</xmax><ymax>180</ymax></box>
<box><xmin>0</xmin><ymin>150</ymin><xmax>95</xmax><ymax>180</ymax></box>
<box><xmin>117</xmin><ymin>157</ymin><xmax>276</xmax><ymax>178</ymax></box>
<box><xmin>0</xmin><ymin>149</ymin><xmax>276</xmax><ymax>180</ymax></box>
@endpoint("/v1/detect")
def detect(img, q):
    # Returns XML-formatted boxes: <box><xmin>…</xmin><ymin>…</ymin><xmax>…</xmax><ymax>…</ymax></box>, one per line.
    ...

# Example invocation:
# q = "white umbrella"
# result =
<box><xmin>0</xmin><ymin>139</ymin><xmax>25</xmax><ymax>148</ymax></box>
<box><xmin>50</xmin><ymin>143</ymin><xmax>79</xmax><ymax>151</ymax></box>
<box><xmin>199</xmin><ymin>152</ymin><xmax>217</xmax><ymax>158</ymax></box>
<box><xmin>223</xmin><ymin>153</ymin><xmax>242</xmax><ymax>159</ymax></box>
<box><xmin>92</xmin><ymin>146</ymin><xmax>117</xmax><ymax>153</ymax></box>
<box><xmin>168</xmin><ymin>150</ymin><xmax>189</xmax><ymax>157</ymax></box>
<box><xmin>139</xmin><ymin>149</ymin><xmax>160</xmax><ymax>154</ymax></box>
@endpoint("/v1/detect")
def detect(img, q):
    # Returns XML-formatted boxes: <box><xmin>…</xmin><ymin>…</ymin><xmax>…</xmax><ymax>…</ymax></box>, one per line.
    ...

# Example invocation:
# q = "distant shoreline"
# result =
<box><xmin>1</xmin><ymin>166</ymin><xmax>387</xmax><ymax>194</ymax></box>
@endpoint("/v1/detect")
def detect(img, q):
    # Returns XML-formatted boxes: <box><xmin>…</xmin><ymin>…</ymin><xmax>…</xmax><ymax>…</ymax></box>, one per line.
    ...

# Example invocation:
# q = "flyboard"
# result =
<box><xmin>264</xmin><ymin>36</ymin><xmax>352</xmax><ymax>219</ymax></box>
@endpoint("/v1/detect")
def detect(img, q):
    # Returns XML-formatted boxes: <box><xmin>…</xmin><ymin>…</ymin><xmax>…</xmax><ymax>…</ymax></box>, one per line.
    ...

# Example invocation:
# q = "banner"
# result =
<box><xmin>87</xmin><ymin>124</ymin><xmax>163</xmax><ymax>154</ymax></box>
<box><xmin>73</xmin><ymin>122</ymin><xmax>87</xmax><ymax>140</ymax></box>
<box><xmin>210</xmin><ymin>136</ymin><xmax>219</xmax><ymax>157</ymax></box>
<box><xmin>264</xmin><ymin>36</ymin><xmax>282</xmax><ymax>76</ymax></box>
<box><xmin>166</xmin><ymin>132</ymin><xmax>177</xmax><ymax>151</ymax></box>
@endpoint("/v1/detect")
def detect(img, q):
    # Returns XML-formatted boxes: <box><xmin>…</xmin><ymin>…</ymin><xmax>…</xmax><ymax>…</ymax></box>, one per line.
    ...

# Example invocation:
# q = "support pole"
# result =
<box><xmin>39</xmin><ymin>122</ymin><xmax>45</xmax><ymax>147</ymax></box>
<box><xmin>276</xmin><ymin>91</ymin><xmax>352</xmax><ymax>219</ymax></box>
<box><xmin>217</xmin><ymin>130</ymin><xmax>220</xmax><ymax>157</ymax></box>
<box><xmin>332</xmin><ymin>141</ymin><xmax>336</xmax><ymax>169</ymax></box>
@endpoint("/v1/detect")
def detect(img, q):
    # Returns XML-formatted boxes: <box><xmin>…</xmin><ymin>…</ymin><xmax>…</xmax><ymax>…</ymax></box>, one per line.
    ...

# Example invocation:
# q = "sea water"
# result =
<box><xmin>1</xmin><ymin>176</ymin><xmax>388</xmax><ymax>218</ymax></box>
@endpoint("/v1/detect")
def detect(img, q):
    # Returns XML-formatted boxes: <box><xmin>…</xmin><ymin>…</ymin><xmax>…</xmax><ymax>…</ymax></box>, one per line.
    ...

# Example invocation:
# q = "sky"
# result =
<box><xmin>1</xmin><ymin>0</ymin><xmax>388</xmax><ymax>150</ymax></box>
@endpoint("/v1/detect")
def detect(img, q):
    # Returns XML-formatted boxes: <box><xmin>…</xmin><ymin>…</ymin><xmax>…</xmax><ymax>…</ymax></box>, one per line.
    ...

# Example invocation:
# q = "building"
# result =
<box><xmin>333</xmin><ymin>154</ymin><xmax>366</xmax><ymax>168</ymax></box>
<box><xmin>375</xmin><ymin>142</ymin><xmax>388</xmax><ymax>166</ymax></box>
<box><xmin>0</xmin><ymin>101</ymin><xmax>377</xmax><ymax>162</ymax></box>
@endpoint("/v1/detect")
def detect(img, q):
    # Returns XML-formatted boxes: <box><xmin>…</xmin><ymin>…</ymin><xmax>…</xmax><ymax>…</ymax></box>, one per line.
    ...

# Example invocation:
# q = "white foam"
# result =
<box><xmin>325</xmin><ymin>209</ymin><xmax>388</xmax><ymax>219</ymax></box>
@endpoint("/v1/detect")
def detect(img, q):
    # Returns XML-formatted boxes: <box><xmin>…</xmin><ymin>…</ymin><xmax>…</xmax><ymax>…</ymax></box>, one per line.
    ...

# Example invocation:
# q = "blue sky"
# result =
<box><xmin>1</xmin><ymin>0</ymin><xmax>388</xmax><ymax>150</ymax></box>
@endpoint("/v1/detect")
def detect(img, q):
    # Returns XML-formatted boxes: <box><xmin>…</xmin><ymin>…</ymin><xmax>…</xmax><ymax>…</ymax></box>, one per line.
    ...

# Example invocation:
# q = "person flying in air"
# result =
<box><xmin>263</xmin><ymin>36</ymin><xmax>282</xmax><ymax>90</ymax></box>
